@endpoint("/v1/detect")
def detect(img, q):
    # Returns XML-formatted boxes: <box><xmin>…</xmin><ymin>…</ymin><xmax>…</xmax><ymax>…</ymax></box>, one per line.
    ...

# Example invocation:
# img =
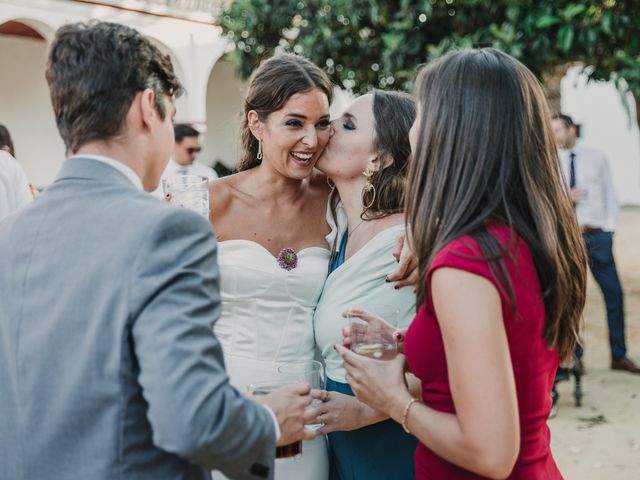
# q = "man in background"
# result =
<box><xmin>153</xmin><ymin>124</ymin><xmax>217</xmax><ymax>197</ymax></box>
<box><xmin>552</xmin><ymin>113</ymin><xmax>640</xmax><ymax>374</ymax></box>
<box><xmin>1</xmin><ymin>124</ymin><xmax>39</xmax><ymax>197</ymax></box>
<box><xmin>0</xmin><ymin>150</ymin><xmax>32</xmax><ymax>222</ymax></box>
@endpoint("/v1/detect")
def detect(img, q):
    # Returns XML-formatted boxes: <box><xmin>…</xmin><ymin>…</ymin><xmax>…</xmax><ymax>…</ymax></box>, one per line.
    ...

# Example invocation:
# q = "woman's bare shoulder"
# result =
<box><xmin>209</xmin><ymin>171</ymin><xmax>254</xmax><ymax>217</ymax></box>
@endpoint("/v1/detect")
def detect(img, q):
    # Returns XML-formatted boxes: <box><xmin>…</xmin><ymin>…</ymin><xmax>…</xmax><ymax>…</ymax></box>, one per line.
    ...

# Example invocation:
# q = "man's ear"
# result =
<box><xmin>247</xmin><ymin>110</ymin><xmax>263</xmax><ymax>141</ymax></box>
<box><xmin>139</xmin><ymin>88</ymin><xmax>157</xmax><ymax>130</ymax></box>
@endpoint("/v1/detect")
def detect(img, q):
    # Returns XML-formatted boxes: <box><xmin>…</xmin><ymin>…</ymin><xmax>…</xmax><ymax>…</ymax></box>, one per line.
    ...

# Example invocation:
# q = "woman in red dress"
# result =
<box><xmin>336</xmin><ymin>48</ymin><xmax>587</xmax><ymax>479</ymax></box>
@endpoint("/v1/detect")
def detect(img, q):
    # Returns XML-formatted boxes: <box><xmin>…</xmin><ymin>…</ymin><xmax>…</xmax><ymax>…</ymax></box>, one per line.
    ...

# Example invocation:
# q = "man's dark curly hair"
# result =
<box><xmin>45</xmin><ymin>21</ymin><xmax>183</xmax><ymax>152</ymax></box>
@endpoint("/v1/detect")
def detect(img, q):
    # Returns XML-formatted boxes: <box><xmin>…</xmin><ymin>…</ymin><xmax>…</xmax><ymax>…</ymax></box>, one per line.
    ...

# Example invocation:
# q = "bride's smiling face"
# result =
<box><xmin>249</xmin><ymin>88</ymin><xmax>331</xmax><ymax>180</ymax></box>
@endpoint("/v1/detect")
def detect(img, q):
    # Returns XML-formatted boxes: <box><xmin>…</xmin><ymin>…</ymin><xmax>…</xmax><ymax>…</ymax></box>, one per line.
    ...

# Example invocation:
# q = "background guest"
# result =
<box><xmin>0</xmin><ymin>124</ymin><xmax>16</xmax><ymax>157</ymax></box>
<box><xmin>551</xmin><ymin>113</ymin><xmax>639</xmax><ymax>374</ymax></box>
<box><xmin>152</xmin><ymin>123</ymin><xmax>217</xmax><ymax>196</ymax></box>
<box><xmin>1</xmin><ymin>124</ymin><xmax>38</xmax><ymax>197</ymax></box>
<box><xmin>0</xmin><ymin>150</ymin><xmax>33</xmax><ymax>222</ymax></box>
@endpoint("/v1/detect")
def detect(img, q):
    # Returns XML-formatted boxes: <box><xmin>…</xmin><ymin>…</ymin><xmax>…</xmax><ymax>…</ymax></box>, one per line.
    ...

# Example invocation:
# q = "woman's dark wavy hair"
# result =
<box><xmin>406</xmin><ymin>48</ymin><xmax>587</xmax><ymax>362</ymax></box>
<box><xmin>238</xmin><ymin>53</ymin><xmax>333</xmax><ymax>171</ymax></box>
<box><xmin>361</xmin><ymin>89</ymin><xmax>416</xmax><ymax>219</ymax></box>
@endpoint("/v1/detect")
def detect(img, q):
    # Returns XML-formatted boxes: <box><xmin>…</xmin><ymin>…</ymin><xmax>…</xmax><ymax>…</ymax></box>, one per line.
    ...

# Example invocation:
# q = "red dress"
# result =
<box><xmin>404</xmin><ymin>225</ymin><xmax>562</xmax><ymax>479</ymax></box>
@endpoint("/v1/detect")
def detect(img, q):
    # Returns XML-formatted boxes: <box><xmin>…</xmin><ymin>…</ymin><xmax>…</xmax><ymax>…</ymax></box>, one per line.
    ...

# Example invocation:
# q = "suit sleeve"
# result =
<box><xmin>130</xmin><ymin>207</ymin><xmax>275</xmax><ymax>479</ymax></box>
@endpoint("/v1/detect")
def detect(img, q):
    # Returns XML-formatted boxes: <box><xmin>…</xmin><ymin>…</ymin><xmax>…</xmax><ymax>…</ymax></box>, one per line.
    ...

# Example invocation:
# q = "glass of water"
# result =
<box><xmin>162</xmin><ymin>175</ymin><xmax>209</xmax><ymax>217</ymax></box>
<box><xmin>348</xmin><ymin>307</ymin><xmax>400</xmax><ymax>360</ymax></box>
<box><xmin>277</xmin><ymin>360</ymin><xmax>325</xmax><ymax>431</ymax></box>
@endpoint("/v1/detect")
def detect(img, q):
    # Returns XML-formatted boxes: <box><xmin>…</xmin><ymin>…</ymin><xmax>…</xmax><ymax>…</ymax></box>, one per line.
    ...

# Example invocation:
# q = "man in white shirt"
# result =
<box><xmin>552</xmin><ymin>113</ymin><xmax>639</xmax><ymax>374</ymax></box>
<box><xmin>0</xmin><ymin>150</ymin><xmax>32</xmax><ymax>222</ymax></box>
<box><xmin>153</xmin><ymin>124</ymin><xmax>217</xmax><ymax>197</ymax></box>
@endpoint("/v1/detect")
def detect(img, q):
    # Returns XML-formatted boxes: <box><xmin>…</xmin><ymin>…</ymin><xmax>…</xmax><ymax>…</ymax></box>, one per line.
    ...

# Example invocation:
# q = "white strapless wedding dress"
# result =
<box><xmin>212</xmin><ymin>239</ymin><xmax>330</xmax><ymax>480</ymax></box>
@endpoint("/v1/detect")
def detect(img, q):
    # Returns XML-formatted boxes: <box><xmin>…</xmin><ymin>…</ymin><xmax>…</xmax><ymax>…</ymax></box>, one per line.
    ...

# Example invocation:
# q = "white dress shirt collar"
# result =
<box><xmin>69</xmin><ymin>154</ymin><xmax>143</xmax><ymax>191</ymax></box>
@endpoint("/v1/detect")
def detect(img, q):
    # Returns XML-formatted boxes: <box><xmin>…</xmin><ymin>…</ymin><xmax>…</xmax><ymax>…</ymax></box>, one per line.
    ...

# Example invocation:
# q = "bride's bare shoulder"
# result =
<box><xmin>209</xmin><ymin>171</ymin><xmax>254</xmax><ymax>216</ymax></box>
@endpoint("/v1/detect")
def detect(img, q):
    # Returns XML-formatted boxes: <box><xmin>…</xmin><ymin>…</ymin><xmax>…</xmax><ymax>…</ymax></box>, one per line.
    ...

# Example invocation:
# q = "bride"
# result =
<box><xmin>208</xmin><ymin>54</ymin><xmax>333</xmax><ymax>479</ymax></box>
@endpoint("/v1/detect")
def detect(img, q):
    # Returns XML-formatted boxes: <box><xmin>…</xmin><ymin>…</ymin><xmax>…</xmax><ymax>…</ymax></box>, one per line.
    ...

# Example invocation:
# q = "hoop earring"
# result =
<box><xmin>361</xmin><ymin>168</ymin><xmax>376</xmax><ymax>209</ymax></box>
<box><xmin>257</xmin><ymin>140</ymin><xmax>263</xmax><ymax>160</ymax></box>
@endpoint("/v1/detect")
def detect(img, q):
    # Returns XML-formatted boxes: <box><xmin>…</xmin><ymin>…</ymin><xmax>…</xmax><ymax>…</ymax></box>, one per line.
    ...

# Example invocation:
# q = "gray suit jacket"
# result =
<box><xmin>0</xmin><ymin>158</ymin><xmax>276</xmax><ymax>480</ymax></box>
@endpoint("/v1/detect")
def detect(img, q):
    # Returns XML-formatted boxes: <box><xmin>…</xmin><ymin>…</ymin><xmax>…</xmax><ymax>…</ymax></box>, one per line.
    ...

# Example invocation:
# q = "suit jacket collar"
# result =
<box><xmin>55</xmin><ymin>156</ymin><xmax>141</xmax><ymax>191</ymax></box>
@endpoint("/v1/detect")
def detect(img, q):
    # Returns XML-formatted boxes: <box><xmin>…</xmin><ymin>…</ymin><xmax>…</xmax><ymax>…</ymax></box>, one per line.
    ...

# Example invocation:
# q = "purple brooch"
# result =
<box><xmin>276</xmin><ymin>247</ymin><xmax>298</xmax><ymax>271</ymax></box>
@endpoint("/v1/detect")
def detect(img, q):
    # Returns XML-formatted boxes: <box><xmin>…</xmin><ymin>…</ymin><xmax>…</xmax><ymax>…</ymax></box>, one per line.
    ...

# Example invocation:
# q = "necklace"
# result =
<box><xmin>348</xmin><ymin>219</ymin><xmax>366</xmax><ymax>236</ymax></box>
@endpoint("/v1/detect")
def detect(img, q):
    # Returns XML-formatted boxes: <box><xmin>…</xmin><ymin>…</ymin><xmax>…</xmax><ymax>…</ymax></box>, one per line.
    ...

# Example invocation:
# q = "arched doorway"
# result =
<box><xmin>0</xmin><ymin>19</ymin><xmax>62</xmax><ymax>188</ymax></box>
<box><xmin>202</xmin><ymin>59</ymin><xmax>246</xmax><ymax>171</ymax></box>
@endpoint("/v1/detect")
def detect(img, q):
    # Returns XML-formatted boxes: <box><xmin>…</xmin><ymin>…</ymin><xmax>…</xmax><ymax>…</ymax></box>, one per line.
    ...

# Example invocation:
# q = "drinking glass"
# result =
<box><xmin>277</xmin><ymin>360</ymin><xmax>325</xmax><ymax>431</ymax></box>
<box><xmin>247</xmin><ymin>381</ymin><xmax>303</xmax><ymax>460</ymax></box>
<box><xmin>348</xmin><ymin>306</ymin><xmax>400</xmax><ymax>360</ymax></box>
<box><xmin>162</xmin><ymin>175</ymin><xmax>209</xmax><ymax>217</ymax></box>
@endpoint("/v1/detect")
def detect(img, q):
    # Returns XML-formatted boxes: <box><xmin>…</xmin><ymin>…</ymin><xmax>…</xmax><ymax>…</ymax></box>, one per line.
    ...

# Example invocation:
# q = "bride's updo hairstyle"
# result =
<box><xmin>238</xmin><ymin>53</ymin><xmax>333</xmax><ymax>171</ymax></box>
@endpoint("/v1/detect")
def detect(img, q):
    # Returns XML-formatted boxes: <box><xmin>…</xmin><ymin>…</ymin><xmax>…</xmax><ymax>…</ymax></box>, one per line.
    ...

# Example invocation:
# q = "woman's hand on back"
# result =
<box><xmin>386</xmin><ymin>233</ymin><xmax>419</xmax><ymax>290</ymax></box>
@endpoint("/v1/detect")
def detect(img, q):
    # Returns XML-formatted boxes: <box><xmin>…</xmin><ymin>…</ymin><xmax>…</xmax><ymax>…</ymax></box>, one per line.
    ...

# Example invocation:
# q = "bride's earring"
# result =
<box><xmin>257</xmin><ymin>139</ymin><xmax>263</xmax><ymax>160</ymax></box>
<box><xmin>361</xmin><ymin>168</ymin><xmax>376</xmax><ymax>209</ymax></box>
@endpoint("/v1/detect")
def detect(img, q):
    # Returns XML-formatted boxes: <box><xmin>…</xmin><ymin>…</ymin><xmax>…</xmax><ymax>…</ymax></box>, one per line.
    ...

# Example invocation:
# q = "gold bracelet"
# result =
<box><xmin>401</xmin><ymin>397</ymin><xmax>420</xmax><ymax>434</ymax></box>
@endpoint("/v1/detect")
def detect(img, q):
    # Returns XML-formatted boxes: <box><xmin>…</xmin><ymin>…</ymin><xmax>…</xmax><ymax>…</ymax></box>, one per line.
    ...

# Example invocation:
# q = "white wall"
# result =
<box><xmin>561</xmin><ymin>67</ymin><xmax>640</xmax><ymax>205</ymax></box>
<box><xmin>0</xmin><ymin>35</ymin><xmax>65</xmax><ymax>188</ymax></box>
<box><xmin>202</xmin><ymin>60</ymin><xmax>246</xmax><ymax>170</ymax></box>
<box><xmin>0</xmin><ymin>0</ymin><xmax>233</xmax><ymax>186</ymax></box>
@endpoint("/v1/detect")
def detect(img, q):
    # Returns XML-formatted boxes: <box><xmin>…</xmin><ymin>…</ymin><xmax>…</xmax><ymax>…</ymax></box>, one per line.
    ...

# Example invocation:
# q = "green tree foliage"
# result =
<box><xmin>218</xmin><ymin>0</ymin><xmax>640</xmax><ymax>124</ymax></box>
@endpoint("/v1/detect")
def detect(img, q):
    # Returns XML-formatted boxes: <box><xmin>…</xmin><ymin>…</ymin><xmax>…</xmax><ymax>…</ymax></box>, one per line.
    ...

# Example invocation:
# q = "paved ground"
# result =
<box><xmin>550</xmin><ymin>207</ymin><xmax>640</xmax><ymax>478</ymax></box>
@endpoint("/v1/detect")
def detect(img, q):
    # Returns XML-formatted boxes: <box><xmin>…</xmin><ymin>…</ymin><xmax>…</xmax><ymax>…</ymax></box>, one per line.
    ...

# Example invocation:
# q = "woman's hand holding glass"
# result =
<box><xmin>333</xmin><ymin>343</ymin><xmax>411</xmax><ymax>419</ymax></box>
<box><xmin>341</xmin><ymin>308</ymin><xmax>407</xmax><ymax>355</ymax></box>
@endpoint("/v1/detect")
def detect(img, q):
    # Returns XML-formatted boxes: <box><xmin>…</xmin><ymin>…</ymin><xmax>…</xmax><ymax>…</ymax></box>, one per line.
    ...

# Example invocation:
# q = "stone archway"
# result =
<box><xmin>201</xmin><ymin>59</ymin><xmax>246</xmax><ymax>171</ymax></box>
<box><xmin>0</xmin><ymin>17</ymin><xmax>55</xmax><ymax>42</ymax></box>
<box><xmin>0</xmin><ymin>18</ymin><xmax>63</xmax><ymax>187</ymax></box>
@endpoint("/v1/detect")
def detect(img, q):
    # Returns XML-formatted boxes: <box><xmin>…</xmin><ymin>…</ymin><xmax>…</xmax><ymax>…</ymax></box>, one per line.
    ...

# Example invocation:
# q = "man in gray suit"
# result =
<box><xmin>0</xmin><ymin>22</ymin><xmax>316</xmax><ymax>480</ymax></box>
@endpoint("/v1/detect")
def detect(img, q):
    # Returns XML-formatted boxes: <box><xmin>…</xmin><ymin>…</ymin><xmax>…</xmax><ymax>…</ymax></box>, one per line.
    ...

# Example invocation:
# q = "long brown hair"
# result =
<box><xmin>238</xmin><ymin>54</ymin><xmax>333</xmax><ymax>171</ymax></box>
<box><xmin>361</xmin><ymin>89</ymin><xmax>416</xmax><ymax>219</ymax></box>
<box><xmin>406</xmin><ymin>48</ymin><xmax>587</xmax><ymax>362</ymax></box>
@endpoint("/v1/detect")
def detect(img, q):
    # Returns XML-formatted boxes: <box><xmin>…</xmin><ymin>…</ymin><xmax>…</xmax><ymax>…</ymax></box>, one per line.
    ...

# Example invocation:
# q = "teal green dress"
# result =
<box><xmin>320</xmin><ymin>228</ymin><xmax>417</xmax><ymax>480</ymax></box>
